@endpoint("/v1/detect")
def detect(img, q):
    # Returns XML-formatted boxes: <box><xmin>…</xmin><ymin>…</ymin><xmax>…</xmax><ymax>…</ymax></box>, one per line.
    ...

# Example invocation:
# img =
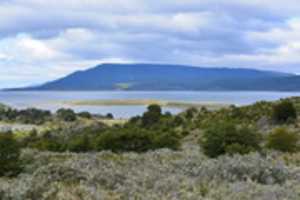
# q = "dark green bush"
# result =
<box><xmin>173</xmin><ymin>115</ymin><xmax>184</xmax><ymax>126</ymax></box>
<box><xmin>0</xmin><ymin>107</ymin><xmax>51</xmax><ymax>124</ymax></box>
<box><xmin>267</xmin><ymin>127</ymin><xmax>299</xmax><ymax>152</ymax></box>
<box><xmin>272</xmin><ymin>100</ymin><xmax>297</xmax><ymax>123</ymax></box>
<box><xmin>0</xmin><ymin>132</ymin><xmax>21</xmax><ymax>177</ymax></box>
<box><xmin>185</xmin><ymin>107</ymin><xmax>197</xmax><ymax>120</ymax></box>
<box><xmin>106</xmin><ymin>113</ymin><xmax>114</xmax><ymax>119</ymax></box>
<box><xmin>67</xmin><ymin>135</ymin><xmax>91</xmax><ymax>153</ymax></box>
<box><xmin>95</xmin><ymin>129</ymin><xmax>154</xmax><ymax>152</ymax></box>
<box><xmin>29</xmin><ymin>132</ymin><xmax>65</xmax><ymax>152</ymax></box>
<box><xmin>142</xmin><ymin>104</ymin><xmax>162</xmax><ymax>127</ymax></box>
<box><xmin>94</xmin><ymin>127</ymin><xmax>180</xmax><ymax>152</ymax></box>
<box><xmin>152</xmin><ymin>131</ymin><xmax>180</xmax><ymax>150</ymax></box>
<box><xmin>78</xmin><ymin>111</ymin><xmax>92</xmax><ymax>119</ymax></box>
<box><xmin>200</xmin><ymin>121</ymin><xmax>261</xmax><ymax>158</ymax></box>
<box><xmin>17</xmin><ymin>108</ymin><xmax>51</xmax><ymax>124</ymax></box>
<box><xmin>31</xmin><ymin>138</ymin><xmax>64</xmax><ymax>152</ymax></box>
<box><xmin>56</xmin><ymin>108</ymin><xmax>77</xmax><ymax>122</ymax></box>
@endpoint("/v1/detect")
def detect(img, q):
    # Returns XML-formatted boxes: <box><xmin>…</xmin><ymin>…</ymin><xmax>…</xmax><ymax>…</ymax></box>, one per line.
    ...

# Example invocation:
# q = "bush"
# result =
<box><xmin>272</xmin><ymin>100</ymin><xmax>297</xmax><ymax>123</ymax></box>
<box><xmin>17</xmin><ymin>108</ymin><xmax>51</xmax><ymax>124</ymax></box>
<box><xmin>67</xmin><ymin>135</ymin><xmax>91</xmax><ymax>153</ymax></box>
<box><xmin>185</xmin><ymin>107</ymin><xmax>197</xmax><ymax>120</ymax></box>
<box><xmin>95</xmin><ymin>129</ymin><xmax>154</xmax><ymax>152</ymax></box>
<box><xmin>94</xmin><ymin>127</ymin><xmax>180</xmax><ymax>152</ymax></box>
<box><xmin>30</xmin><ymin>132</ymin><xmax>65</xmax><ymax>152</ymax></box>
<box><xmin>0</xmin><ymin>132</ymin><xmax>21</xmax><ymax>176</ymax></box>
<box><xmin>267</xmin><ymin>127</ymin><xmax>299</xmax><ymax>152</ymax></box>
<box><xmin>200</xmin><ymin>121</ymin><xmax>261</xmax><ymax>158</ymax></box>
<box><xmin>173</xmin><ymin>116</ymin><xmax>184</xmax><ymax>126</ymax></box>
<box><xmin>106</xmin><ymin>113</ymin><xmax>114</xmax><ymax>119</ymax></box>
<box><xmin>142</xmin><ymin>104</ymin><xmax>162</xmax><ymax>127</ymax></box>
<box><xmin>56</xmin><ymin>108</ymin><xmax>77</xmax><ymax>122</ymax></box>
<box><xmin>152</xmin><ymin>131</ymin><xmax>180</xmax><ymax>150</ymax></box>
<box><xmin>78</xmin><ymin>111</ymin><xmax>92</xmax><ymax>119</ymax></box>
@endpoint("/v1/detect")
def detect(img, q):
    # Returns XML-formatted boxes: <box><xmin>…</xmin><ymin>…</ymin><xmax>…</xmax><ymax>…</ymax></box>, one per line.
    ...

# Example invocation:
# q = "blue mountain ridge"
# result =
<box><xmin>7</xmin><ymin>63</ymin><xmax>300</xmax><ymax>91</ymax></box>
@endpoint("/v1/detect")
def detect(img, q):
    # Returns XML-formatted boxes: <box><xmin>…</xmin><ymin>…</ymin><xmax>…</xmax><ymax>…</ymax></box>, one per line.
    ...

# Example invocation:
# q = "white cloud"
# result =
<box><xmin>1</xmin><ymin>0</ymin><xmax>300</xmax><ymax>87</ymax></box>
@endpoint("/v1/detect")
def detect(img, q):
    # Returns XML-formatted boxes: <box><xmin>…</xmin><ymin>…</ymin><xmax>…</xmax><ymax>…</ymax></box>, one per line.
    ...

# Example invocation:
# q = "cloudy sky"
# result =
<box><xmin>1</xmin><ymin>0</ymin><xmax>300</xmax><ymax>88</ymax></box>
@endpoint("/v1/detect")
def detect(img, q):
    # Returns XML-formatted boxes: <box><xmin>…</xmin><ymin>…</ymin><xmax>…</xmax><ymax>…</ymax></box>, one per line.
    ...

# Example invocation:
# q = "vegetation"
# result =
<box><xmin>0</xmin><ymin>132</ymin><xmax>21</xmax><ymax>177</ymax></box>
<box><xmin>78</xmin><ymin>111</ymin><xmax>92</xmax><ymax>119</ymax></box>
<box><xmin>0</xmin><ymin>107</ymin><xmax>51</xmax><ymax>125</ymax></box>
<box><xmin>56</xmin><ymin>108</ymin><xmax>77</xmax><ymax>122</ymax></box>
<box><xmin>20</xmin><ymin>105</ymin><xmax>181</xmax><ymax>153</ymax></box>
<box><xmin>200</xmin><ymin>121</ymin><xmax>261</xmax><ymax>158</ymax></box>
<box><xmin>1</xmin><ymin>97</ymin><xmax>300</xmax><ymax>199</ymax></box>
<box><xmin>267</xmin><ymin>127</ymin><xmax>299</xmax><ymax>152</ymax></box>
<box><xmin>272</xmin><ymin>100</ymin><xmax>297</xmax><ymax>123</ymax></box>
<box><xmin>141</xmin><ymin>104</ymin><xmax>162</xmax><ymax>127</ymax></box>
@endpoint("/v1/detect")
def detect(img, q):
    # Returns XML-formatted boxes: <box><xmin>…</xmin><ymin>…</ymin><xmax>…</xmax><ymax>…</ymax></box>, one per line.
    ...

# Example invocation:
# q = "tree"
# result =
<box><xmin>0</xmin><ymin>132</ymin><xmax>21</xmax><ymax>176</ymax></box>
<box><xmin>142</xmin><ymin>104</ymin><xmax>162</xmax><ymax>127</ymax></box>
<box><xmin>267</xmin><ymin>127</ymin><xmax>299</xmax><ymax>152</ymax></box>
<box><xmin>272</xmin><ymin>100</ymin><xmax>297</xmax><ymax>123</ymax></box>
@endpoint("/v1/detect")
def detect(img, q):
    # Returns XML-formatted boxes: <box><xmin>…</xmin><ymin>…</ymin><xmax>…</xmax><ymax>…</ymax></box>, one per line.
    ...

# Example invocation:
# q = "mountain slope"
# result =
<box><xmin>9</xmin><ymin>63</ymin><xmax>300</xmax><ymax>91</ymax></box>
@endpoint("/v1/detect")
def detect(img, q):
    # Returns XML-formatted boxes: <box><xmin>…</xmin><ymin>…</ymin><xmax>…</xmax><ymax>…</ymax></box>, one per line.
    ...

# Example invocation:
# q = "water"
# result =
<box><xmin>0</xmin><ymin>91</ymin><xmax>299</xmax><ymax>118</ymax></box>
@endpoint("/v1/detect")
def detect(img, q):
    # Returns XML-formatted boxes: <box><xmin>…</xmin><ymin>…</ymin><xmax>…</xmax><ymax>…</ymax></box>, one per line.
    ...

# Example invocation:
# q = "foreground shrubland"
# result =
<box><xmin>0</xmin><ymin>148</ymin><xmax>299</xmax><ymax>200</ymax></box>
<box><xmin>0</xmin><ymin>98</ymin><xmax>300</xmax><ymax>199</ymax></box>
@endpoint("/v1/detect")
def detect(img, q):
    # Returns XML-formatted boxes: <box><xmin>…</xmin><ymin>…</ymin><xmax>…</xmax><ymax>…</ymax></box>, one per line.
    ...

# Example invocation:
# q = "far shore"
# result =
<box><xmin>65</xmin><ymin>99</ymin><xmax>229</xmax><ymax>110</ymax></box>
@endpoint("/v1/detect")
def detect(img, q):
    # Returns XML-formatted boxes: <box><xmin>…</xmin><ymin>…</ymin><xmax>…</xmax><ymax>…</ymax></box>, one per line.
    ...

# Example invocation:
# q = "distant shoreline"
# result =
<box><xmin>66</xmin><ymin>99</ymin><xmax>229</xmax><ymax>110</ymax></box>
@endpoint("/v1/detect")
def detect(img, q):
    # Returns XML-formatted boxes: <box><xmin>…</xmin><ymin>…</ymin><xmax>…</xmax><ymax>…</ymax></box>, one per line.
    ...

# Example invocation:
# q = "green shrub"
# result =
<box><xmin>95</xmin><ymin>129</ymin><xmax>154</xmax><ymax>152</ymax></box>
<box><xmin>106</xmin><ymin>113</ymin><xmax>114</xmax><ymax>119</ymax></box>
<box><xmin>20</xmin><ymin>129</ymin><xmax>39</xmax><ymax>147</ymax></box>
<box><xmin>152</xmin><ymin>131</ymin><xmax>180</xmax><ymax>150</ymax></box>
<box><xmin>56</xmin><ymin>108</ymin><xmax>77</xmax><ymax>122</ymax></box>
<box><xmin>173</xmin><ymin>115</ymin><xmax>184</xmax><ymax>126</ymax></box>
<box><xmin>67</xmin><ymin>135</ymin><xmax>91</xmax><ymax>152</ymax></box>
<box><xmin>94</xmin><ymin>127</ymin><xmax>180</xmax><ymax>152</ymax></box>
<box><xmin>142</xmin><ymin>104</ymin><xmax>162</xmax><ymax>127</ymax></box>
<box><xmin>272</xmin><ymin>100</ymin><xmax>297</xmax><ymax>123</ymax></box>
<box><xmin>185</xmin><ymin>107</ymin><xmax>197</xmax><ymax>120</ymax></box>
<box><xmin>267</xmin><ymin>127</ymin><xmax>299</xmax><ymax>152</ymax></box>
<box><xmin>30</xmin><ymin>133</ymin><xmax>65</xmax><ymax>152</ymax></box>
<box><xmin>0</xmin><ymin>132</ymin><xmax>21</xmax><ymax>177</ymax></box>
<box><xmin>78</xmin><ymin>111</ymin><xmax>92</xmax><ymax>119</ymax></box>
<box><xmin>200</xmin><ymin>121</ymin><xmax>261</xmax><ymax>158</ymax></box>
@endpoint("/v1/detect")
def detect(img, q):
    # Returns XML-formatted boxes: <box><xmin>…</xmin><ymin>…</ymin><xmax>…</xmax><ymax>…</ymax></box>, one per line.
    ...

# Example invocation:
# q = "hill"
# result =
<box><xmin>8</xmin><ymin>63</ymin><xmax>300</xmax><ymax>91</ymax></box>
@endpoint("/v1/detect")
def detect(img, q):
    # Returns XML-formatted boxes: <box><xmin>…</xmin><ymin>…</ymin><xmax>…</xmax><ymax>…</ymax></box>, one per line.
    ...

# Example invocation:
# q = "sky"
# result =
<box><xmin>1</xmin><ymin>0</ymin><xmax>300</xmax><ymax>88</ymax></box>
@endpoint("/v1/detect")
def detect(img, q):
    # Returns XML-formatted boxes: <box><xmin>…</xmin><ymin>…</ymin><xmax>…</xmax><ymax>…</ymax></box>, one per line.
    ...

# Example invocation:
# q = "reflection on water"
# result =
<box><xmin>0</xmin><ymin>91</ymin><xmax>299</xmax><ymax>118</ymax></box>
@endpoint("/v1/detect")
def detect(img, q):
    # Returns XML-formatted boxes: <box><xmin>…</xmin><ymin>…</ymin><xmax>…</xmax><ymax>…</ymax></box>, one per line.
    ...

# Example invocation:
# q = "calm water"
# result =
<box><xmin>0</xmin><ymin>91</ymin><xmax>299</xmax><ymax>118</ymax></box>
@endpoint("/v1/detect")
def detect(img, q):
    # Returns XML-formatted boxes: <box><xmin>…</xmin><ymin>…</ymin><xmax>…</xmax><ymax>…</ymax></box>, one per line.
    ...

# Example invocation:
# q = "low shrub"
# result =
<box><xmin>0</xmin><ymin>132</ymin><xmax>21</xmax><ymax>176</ymax></box>
<box><xmin>200</xmin><ymin>121</ymin><xmax>261</xmax><ymax>158</ymax></box>
<box><xmin>267</xmin><ymin>127</ymin><xmax>299</xmax><ymax>152</ymax></box>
